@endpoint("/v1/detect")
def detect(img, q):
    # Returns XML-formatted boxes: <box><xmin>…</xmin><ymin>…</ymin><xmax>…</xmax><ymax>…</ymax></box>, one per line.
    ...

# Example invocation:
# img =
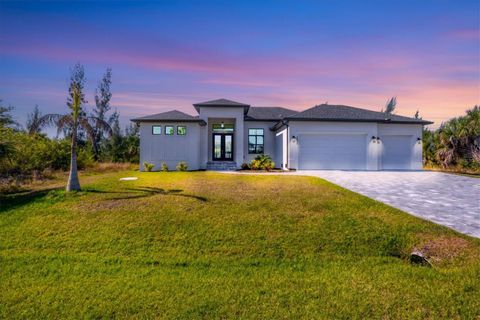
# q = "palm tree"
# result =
<box><xmin>383</xmin><ymin>97</ymin><xmax>397</xmax><ymax>115</ymax></box>
<box><xmin>39</xmin><ymin>83</ymin><xmax>111</xmax><ymax>191</ymax></box>
<box><xmin>26</xmin><ymin>105</ymin><xmax>44</xmax><ymax>135</ymax></box>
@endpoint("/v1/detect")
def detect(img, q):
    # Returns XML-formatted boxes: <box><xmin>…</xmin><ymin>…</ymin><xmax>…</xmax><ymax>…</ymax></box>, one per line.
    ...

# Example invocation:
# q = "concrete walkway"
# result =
<box><xmin>295</xmin><ymin>171</ymin><xmax>480</xmax><ymax>238</ymax></box>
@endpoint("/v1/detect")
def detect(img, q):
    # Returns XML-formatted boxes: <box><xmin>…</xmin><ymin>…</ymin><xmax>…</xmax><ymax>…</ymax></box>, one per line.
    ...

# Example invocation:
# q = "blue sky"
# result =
<box><xmin>1</xmin><ymin>0</ymin><xmax>479</xmax><ymax>130</ymax></box>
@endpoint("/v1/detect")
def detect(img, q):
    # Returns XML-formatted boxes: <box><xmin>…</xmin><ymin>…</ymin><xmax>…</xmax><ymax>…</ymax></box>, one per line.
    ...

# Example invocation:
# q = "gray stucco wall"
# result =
<box><xmin>288</xmin><ymin>121</ymin><xmax>423</xmax><ymax>170</ymax></box>
<box><xmin>137</xmin><ymin>114</ymin><xmax>423</xmax><ymax>171</ymax></box>
<box><xmin>198</xmin><ymin>106</ymin><xmax>245</xmax><ymax>166</ymax></box>
<box><xmin>139</xmin><ymin>122</ymin><xmax>202</xmax><ymax>171</ymax></box>
<box><xmin>243</xmin><ymin>121</ymin><xmax>276</xmax><ymax>164</ymax></box>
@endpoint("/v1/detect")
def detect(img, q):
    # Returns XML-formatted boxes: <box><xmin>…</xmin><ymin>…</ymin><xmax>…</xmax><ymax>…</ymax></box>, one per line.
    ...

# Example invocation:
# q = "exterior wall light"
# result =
<box><xmin>291</xmin><ymin>135</ymin><xmax>297</xmax><ymax>143</ymax></box>
<box><xmin>417</xmin><ymin>137</ymin><xmax>422</xmax><ymax>144</ymax></box>
<box><xmin>371</xmin><ymin>136</ymin><xmax>381</xmax><ymax>143</ymax></box>
<box><xmin>220</xmin><ymin>122</ymin><xmax>225</xmax><ymax>128</ymax></box>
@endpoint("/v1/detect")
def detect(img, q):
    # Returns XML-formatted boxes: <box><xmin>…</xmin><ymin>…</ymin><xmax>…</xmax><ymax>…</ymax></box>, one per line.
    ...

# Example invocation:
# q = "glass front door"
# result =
<box><xmin>213</xmin><ymin>133</ymin><xmax>234</xmax><ymax>161</ymax></box>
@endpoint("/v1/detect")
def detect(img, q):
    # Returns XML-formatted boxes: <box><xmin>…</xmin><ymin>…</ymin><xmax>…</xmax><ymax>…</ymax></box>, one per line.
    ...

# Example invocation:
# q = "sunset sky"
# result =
<box><xmin>1</xmin><ymin>0</ymin><xmax>479</xmax><ymax>129</ymax></box>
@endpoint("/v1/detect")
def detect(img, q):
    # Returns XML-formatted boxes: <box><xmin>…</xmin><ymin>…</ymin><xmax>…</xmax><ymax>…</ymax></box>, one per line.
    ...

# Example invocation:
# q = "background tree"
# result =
<box><xmin>91</xmin><ymin>68</ymin><xmax>113</xmax><ymax>160</ymax></box>
<box><xmin>105</xmin><ymin>110</ymin><xmax>124</xmax><ymax>162</ymax></box>
<box><xmin>0</xmin><ymin>100</ymin><xmax>17</xmax><ymax>128</ymax></box>
<box><xmin>424</xmin><ymin>105</ymin><xmax>480</xmax><ymax>170</ymax></box>
<box><xmin>382</xmin><ymin>97</ymin><xmax>397</xmax><ymax>115</ymax></box>
<box><xmin>414</xmin><ymin>110</ymin><xmax>421</xmax><ymax>119</ymax></box>
<box><xmin>124</xmin><ymin>123</ymin><xmax>140</xmax><ymax>163</ymax></box>
<box><xmin>26</xmin><ymin>105</ymin><xmax>44</xmax><ymax>135</ymax></box>
<box><xmin>0</xmin><ymin>103</ymin><xmax>17</xmax><ymax>168</ymax></box>
<box><xmin>38</xmin><ymin>64</ymin><xmax>111</xmax><ymax>191</ymax></box>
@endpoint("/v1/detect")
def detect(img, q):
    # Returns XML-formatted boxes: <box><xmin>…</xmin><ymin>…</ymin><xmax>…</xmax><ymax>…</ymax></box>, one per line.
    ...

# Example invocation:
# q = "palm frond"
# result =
<box><xmin>87</xmin><ymin>116</ymin><xmax>113</xmax><ymax>137</ymax></box>
<box><xmin>37</xmin><ymin>114</ymin><xmax>74</xmax><ymax>137</ymax></box>
<box><xmin>56</xmin><ymin>115</ymin><xmax>74</xmax><ymax>132</ymax></box>
<box><xmin>78</xmin><ymin>117</ymin><xmax>96</xmax><ymax>143</ymax></box>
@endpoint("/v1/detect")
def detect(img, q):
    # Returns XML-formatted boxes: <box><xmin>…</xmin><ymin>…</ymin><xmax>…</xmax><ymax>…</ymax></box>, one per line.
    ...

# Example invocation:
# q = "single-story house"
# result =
<box><xmin>131</xmin><ymin>98</ymin><xmax>433</xmax><ymax>171</ymax></box>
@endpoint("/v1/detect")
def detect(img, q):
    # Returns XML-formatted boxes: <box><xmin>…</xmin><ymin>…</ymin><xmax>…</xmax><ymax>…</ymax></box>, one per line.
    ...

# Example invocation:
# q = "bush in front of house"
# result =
<box><xmin>143</xmin><ymin>162</ymin><xmax>154</xmax><ymax>172</ymax></box>
<box><xmin>161</xmin><ymin>162</ymin><xmax>169</xmax><ymax>172</ymax></box>
<box><xmin>176</xmin><ymin>161</ymin><xmax>188</xmax><ymax>171</ymax></box>
<box><xmin>241</xmin><ymin>163</ymin><xmax>250</xmax><ymax>170</ymax></box>
<box><xmin>250</xmin><ymin>154</ymin><xmax>275</xmax><ymax>171</ymax></box>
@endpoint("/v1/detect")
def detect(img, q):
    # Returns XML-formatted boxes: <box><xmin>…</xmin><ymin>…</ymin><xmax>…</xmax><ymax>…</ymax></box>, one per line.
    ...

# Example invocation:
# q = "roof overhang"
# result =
<box><xmin>285</xmin><ymin>118</ymin><xmax>433</xmax><ymax>125</ymax></box>
<box><xmin>130</xmin><ymin>118</ymin><xmax>207</xmax><ymax>125</ymax></box>
<box><xmin>193</xmin><ymin>104</ymin><xmax>250</xmax><ymax>114</ymax></box>
<box><xmin>193</xmin><ymin>99</ymin><xmax>251</xmax><ymax>114</ymax></box>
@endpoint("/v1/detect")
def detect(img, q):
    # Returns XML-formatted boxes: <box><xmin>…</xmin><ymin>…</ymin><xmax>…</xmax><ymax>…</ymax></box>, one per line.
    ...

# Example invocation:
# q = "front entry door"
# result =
<box><xmin>213</xmin><ymin>133</ymin><xmax>233</xmax><ymax>161</ymax></box>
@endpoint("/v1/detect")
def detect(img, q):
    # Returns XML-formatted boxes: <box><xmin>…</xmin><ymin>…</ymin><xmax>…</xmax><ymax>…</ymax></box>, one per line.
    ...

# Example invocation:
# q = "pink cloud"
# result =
<box><xmin>446</xmin><ymin>28</ymin><xmax>480</xmax><ymax>40</ymax></box>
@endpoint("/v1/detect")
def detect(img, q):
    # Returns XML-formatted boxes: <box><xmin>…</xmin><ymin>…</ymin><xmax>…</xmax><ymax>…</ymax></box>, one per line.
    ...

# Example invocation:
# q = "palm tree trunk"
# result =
<box><xmin>66</xmin><ymin>124</ymin><xmax>81</xmax><ymax>191</ymax></box>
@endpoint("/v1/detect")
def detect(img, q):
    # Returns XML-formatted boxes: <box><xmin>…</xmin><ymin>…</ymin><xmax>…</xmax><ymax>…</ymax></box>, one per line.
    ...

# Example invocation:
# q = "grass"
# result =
<box><xmin>1</xmin><ymin>171</ymin><xmax>479</xmax><ymax>319</ymax></box>
<box><xmin>424</xmin><ymin>164</ymin><xmax>480</xmax><ymax>178</ymax></box>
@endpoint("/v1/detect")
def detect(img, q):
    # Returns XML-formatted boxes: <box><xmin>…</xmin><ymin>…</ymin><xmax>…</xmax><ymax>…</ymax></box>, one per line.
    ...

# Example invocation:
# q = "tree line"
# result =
<box><xmin>0</xmin><ymin>64</ymin><xmax>139</xmax><ymax>190</ymax></box>
<box><xmin>423</xmin><ymin>106</ymin><xmax>480</xmax><ymax>171</ymax></box>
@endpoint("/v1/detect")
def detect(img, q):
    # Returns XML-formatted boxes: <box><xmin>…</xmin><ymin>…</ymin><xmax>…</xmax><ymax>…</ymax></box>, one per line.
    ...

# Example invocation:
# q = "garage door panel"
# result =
<box><xmin>381</xmin><ymin>135</ymin><xmax>412</xmax><ymax>170</ymax></box>
<box><xmin>299</xmin><ymin>134</ymin><xmax>367</xmax><ymax>170</ymax></box>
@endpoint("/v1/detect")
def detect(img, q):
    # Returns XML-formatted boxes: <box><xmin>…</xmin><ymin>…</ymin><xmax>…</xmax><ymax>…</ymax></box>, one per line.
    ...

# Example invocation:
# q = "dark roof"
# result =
<box><xmin>286</xmin><ymin>104</ymin><xmax>433</xmax><ymax>124</ymax></box>
<box><xmin>193</xmin><ymin>98</ymin><xmax>250</xmax><ymax>113</ymax></box>
<box><xmin>245</xmin><ymin>106</ymin><xmax>298</xmax><ymax>121</ymax></box>
<box><xmin>193</xmin><ymin>98</ymin><xmax>250</xmax><ymax>107</ymax></box>
<box><xmin>130</xmin><ymin>110</ymin><xmax>205</xmax><ymax>123</ymax></box>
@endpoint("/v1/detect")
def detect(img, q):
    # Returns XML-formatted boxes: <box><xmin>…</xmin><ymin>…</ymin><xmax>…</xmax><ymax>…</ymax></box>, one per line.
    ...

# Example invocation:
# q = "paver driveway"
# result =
<box><xmin>296</xmin><ymin>170</ymin><xmax>480</xmax><ymax>238</ymax></box>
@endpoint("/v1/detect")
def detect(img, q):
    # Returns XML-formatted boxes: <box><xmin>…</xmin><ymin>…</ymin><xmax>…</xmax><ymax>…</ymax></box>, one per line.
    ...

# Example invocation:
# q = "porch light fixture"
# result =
<box><xmin>291</xmin><ymin>135</ymin><xmax>297</xmax><ymax>143</ymax></box>
<box><xmin>371</xmin><ymin>136</ymin><xmax>380</xmax><ymax>143</ymax></box>
<box><xmin>220</xmin><ymin>122</ymin><xmax>225</xmax><ymax>128</ymax></box>
<box><xmin>417</xmin><ymin>137</ymin><xmax>422</xmax><ymax>144</ymax></box>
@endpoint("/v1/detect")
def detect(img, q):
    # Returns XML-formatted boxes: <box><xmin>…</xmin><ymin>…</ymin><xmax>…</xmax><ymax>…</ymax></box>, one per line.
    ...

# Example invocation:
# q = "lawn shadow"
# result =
<box><xmin>0</xmin><ymin>188</ymin><xmax>60</xmax><ymax>214</ymax></box>
<box><xmin>0</xmin><ymin>186</ymin><xmax>207</xmax><ymax>214</ymax></box>
<box><xmin>109</xmin><ymin>186</ymin><xmax>207</xmax><ymax>202</ymax></box>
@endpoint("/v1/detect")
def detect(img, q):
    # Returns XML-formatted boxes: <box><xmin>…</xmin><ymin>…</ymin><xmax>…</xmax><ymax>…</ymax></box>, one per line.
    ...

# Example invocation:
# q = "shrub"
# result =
<box><xmin>241</xmin><ymin>162</ymin><xmax>250</xmax><ymax>170</ymax></box>
<box><xmin>0</xmin><ymin>131</ymin><xmax>73</xmax><ymax>176</ymax></box>
<box><xmin>77</xmin><ymin>148</ymin><xmax>96</xmax><ymax>169</ymax></box>
<box><xmin>143</xmin><ymin>161</ymin><xmax>154</xmax><ymax>172</ymax></box>
<box><xmin>250</xmin><ymin>154</ymin><xmax>275</xmax><ymax>171</ymax></box>
<box><xmin>176</xmin><ymin>161</ymin><xmax>188</xmax><ymax>171</ymax></box>
<box><xmin>161</xmin><ymin>162</ymin><xmax>169</xmax><ymax>172</ymax></box>
<box><xmin>250</xmin><ymin>159</ymin><xmax>260</xmax><ymax>170</ymax></box>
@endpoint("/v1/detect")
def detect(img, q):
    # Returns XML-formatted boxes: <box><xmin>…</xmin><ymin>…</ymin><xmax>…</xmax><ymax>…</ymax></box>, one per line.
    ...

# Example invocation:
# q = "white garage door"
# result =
<box><xmin>298</xmin><ymin>134</ymin><xmax>367</xmax><ymax>170</ymax></box>
<box><xmin>381</xmin><ymin>135</ymin><xmax>412</xmax><ymax>170</ymax></box>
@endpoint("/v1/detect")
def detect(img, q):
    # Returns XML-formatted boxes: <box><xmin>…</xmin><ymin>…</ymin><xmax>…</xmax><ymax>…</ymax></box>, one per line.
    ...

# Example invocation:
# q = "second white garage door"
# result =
<box><xmin>381</xmin><ymin>135</ymin><xmax>413</xmax><ymax>170</ymax></box>
<box><xmin>298</xmin><ymin>133</ymin><xmax>367</xmax><ymax>170</ymax></box>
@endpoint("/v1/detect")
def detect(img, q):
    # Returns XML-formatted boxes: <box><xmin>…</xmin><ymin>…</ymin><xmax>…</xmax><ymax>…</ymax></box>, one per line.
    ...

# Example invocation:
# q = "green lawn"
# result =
<box><xmin>1</xmin><ymin>171</ymin><xmax>479</xmax><ymax>319</ymax></box>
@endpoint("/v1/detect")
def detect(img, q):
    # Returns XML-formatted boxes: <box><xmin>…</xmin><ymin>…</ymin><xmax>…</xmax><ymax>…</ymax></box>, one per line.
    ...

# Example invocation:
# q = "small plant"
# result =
<box><xmin>241</xmin><ymin>163</ymin><xmax>250</xmax><ymax>170</ymax></box>
<box><xmin>250</xmin><ymin>154</ymin><xmax>275</xmax><ymax>171</ymax></box>
<box><xmin>143</xmin><ymin>161</ymin><xmax>154</xmax><ymax>172</ymax></box>
<box><xmin>161</xmin><ymin>162</ymin><xmax>169</xmax><ymax>172</ymax></box>
<box><xmin>176</xmin><ymin>161</ymin><xmax>188</xmax><ymax>171</ymax></box>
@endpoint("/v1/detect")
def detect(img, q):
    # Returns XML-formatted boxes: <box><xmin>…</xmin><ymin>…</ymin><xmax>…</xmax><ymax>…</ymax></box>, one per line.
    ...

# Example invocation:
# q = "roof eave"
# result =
<box><xmin>130</xmin><ymin>118</ymin><xmax>206</xmax><ymax>125</ymax></box>
<box><xmin>285</xmin><ymin>118</ymin><xmax>433</xmax><ymax>125</ymax></box>
<box><xmin>193</xmin><ymin>104</ymin><xmax>250</xmax><ymax>114</ymax></box>
<box><xmin>244</xmin><ymin>118</ymin><xmax>284</xmax><ymax>122</ymax></box>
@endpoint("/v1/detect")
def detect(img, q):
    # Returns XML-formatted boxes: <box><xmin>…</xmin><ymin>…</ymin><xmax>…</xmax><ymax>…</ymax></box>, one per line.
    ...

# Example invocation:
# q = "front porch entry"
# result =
<box><xmin>207</xmin><ymin>122</ymin><xmax>237</xmax><ymax>170</ymax></box>
<box><xmin>211</xmin><ymin>123</ymin><xmax>235</xmax><ymax>162</ymax></box>
<box><xmin>212</xmin><ymin>133</ymin><xmax>233</xmax><ymax>161</ymax></box>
